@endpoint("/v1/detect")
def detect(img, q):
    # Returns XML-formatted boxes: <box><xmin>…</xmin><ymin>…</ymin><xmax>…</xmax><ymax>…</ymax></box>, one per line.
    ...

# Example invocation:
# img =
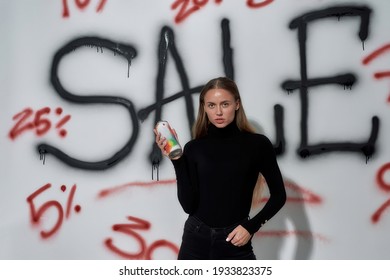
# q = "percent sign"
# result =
<box><xmin>55</xmin><ymin>107</ymin><xmax>71</xmax><ymax>137</ymax></box>
<box><xmin>27</xmin><ymin>183</ymin><xmax>81</xmax><ymax>239</ymax></box>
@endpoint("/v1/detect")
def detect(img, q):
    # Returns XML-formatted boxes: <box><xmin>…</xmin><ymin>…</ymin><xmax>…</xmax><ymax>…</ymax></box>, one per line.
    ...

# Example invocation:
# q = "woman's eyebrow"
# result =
<box><xmin>206</xmin><ymin>100</ymin><xmax>231</xmax><ymax>104</ymax></box>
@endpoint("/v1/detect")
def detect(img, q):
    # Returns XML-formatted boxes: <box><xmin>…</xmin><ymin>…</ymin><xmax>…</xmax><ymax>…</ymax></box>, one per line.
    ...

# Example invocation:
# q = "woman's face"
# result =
<box><xmin>203</xmin><ymin>88</ymin><xmax>239</xmax><ymax>128</ymax></box>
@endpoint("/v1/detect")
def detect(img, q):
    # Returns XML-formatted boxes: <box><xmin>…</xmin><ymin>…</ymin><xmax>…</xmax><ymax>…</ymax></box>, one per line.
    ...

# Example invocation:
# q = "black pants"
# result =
<box><xmin>178</xmin><ymin>215</ymin><xmax>256</xmax><ymax>260</ymax></box>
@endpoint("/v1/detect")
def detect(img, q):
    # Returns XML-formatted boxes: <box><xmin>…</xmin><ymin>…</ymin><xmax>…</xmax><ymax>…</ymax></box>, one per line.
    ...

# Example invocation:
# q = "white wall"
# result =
<box><xmin>1</xmin><ymin>0</ymin><xmax>389</xmax><ymax>259</ymax></box>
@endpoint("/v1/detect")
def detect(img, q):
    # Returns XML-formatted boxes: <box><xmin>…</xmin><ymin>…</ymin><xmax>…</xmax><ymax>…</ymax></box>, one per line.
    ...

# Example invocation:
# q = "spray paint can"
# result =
<box><xmin>155</xmin><ymin>121</ymin><xmax>183</xmax><ymax>159</ymax></box>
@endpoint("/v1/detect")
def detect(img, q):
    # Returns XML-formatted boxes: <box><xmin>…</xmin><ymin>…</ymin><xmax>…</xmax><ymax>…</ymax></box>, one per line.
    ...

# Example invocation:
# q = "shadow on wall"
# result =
<box><xmin>252</xmin><ymin>179</ymin><xmax>315</xmax><ymax>260</ymax></box>
<box><xmin>249</xmin><ymin>120</ymin><xmax>314</xmax><ymax>260</ymax></box>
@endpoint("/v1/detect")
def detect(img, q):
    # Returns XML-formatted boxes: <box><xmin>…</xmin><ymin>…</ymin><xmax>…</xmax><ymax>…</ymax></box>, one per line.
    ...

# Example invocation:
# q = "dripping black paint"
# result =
<box><xmin>282</xmin><ymin>5</ymin><xmax>379</xmax><ymax>161</ymax></box>
<box><xmin>38</xmin><ymin>37</ymin><xmax>139</xmax><ymax>170</ymax></box>
<box><xmin>38</xmin><ymin>5</ymin><xmax>379</xmax><ymax>170</ymax></box>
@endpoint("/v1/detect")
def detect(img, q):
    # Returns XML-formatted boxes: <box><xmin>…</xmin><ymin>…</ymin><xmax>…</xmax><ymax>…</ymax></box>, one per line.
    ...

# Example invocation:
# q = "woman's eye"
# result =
<box><xmin>222</xmin><ymin>103</ymin><xmax>229</xmax><ymax>108</ymax></box>
<box><xmin>208</xmin><ymin>104</ymin><xmax>215</xmax><ymax>108</ymax></box>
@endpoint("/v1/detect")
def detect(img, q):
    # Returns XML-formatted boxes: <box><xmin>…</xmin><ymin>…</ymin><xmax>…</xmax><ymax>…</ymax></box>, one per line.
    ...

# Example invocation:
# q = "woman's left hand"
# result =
<box><xmin>226</xmin><ymin>225</ymin><xmax>252</xmax><ymax>247</ymax></box>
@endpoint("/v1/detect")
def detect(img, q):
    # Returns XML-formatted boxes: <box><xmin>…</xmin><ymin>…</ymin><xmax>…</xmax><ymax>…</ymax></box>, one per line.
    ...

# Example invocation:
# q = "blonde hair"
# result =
<box><xmin>251</xmin><ymin>175</ymin><xmax>266</xmax><ymax>208</ymax></box>
<box><xmin>193</xmin><ymin>77</ymin><xmax>264</xmax><ymax>207</ymax></box>
<box><xmin>192</xmin><ymin>77</ymin><xmax>255</xmax><ymax>139</ymax></box>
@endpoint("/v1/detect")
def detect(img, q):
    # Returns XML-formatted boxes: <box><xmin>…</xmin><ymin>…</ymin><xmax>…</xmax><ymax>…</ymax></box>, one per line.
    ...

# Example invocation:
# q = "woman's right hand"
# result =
<box><xmin>153</xmin><ymin>128</ymin><xmax>182</xmax><ymax>160</ymax></box>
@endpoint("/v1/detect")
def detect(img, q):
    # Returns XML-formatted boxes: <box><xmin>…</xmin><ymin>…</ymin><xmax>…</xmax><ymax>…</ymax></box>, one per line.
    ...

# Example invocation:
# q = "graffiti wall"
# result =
<box><xmin>1</xmin><ymin>0</ymin><xmax>389</xmax><ymax>260</ymax></box>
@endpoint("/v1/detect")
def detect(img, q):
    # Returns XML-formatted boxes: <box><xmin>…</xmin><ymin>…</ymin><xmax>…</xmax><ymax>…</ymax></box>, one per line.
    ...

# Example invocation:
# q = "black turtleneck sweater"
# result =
<box><xmin>172</xmin><ymin>122</ymin><xmax>286</xmax><ymax>234</ymax></box>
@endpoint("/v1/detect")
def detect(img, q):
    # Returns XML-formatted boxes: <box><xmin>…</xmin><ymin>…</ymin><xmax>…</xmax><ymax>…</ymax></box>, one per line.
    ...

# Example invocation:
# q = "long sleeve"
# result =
<box><xmin>170</xmin><ymin>123</ymin><xmax>286</xmax><ymax>231</ymax></box>
<box><xmin>171</xmin><ymin>143</ymin><xmax>199</xmax><ymax>214</ymax></box>
<box><xmin>241</xmin><ymin>135</ymin><xmax>287</xmax><ymax>234</ymax></box>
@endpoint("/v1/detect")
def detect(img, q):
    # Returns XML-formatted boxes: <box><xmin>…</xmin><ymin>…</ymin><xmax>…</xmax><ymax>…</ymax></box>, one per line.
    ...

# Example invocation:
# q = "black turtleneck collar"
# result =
<box><xmin>206</xmin><ymin>121</ymin><xmax>241</xmax><ymax>139</ymax></box>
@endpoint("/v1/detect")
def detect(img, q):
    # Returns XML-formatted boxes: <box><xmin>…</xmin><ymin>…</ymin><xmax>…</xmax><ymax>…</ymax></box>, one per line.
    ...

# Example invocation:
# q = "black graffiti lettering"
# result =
<box><xmin>273</xmin><ymin>104</ymin><xmax>285</xmax><ymax>155</ymax></box>
<box><xmin>221</xmin><ymin>18</ymin><xmax>235</xmax><ymax>80</ymax></box>
<box><xmin>282</xmin><ymin>5</ymin><xmax>379</xmax><ymax>161</ymax></box>
<box><xmin>39</xmin><ymin>19</ymin><xmax>239</xmax><ymax>171</ymax></box>
<box><xmin>138</xmin><ymin>19</ymin><xmax>237</xmax><ymax>171</ymax></box>
<box><xmin>136</xmin><ymin>20</ymin><xmax>236</xmax><ymax>123</ymax></box>
<box><xmin>38</xmin><ymin>36</ymin><xmax>139</xmax><ymax>170</ymax></box>
<box><xmin>137</xmin><ymin>26</ymin><xmax>196</xmax><ymax>172</ymax></box>
<box><xmin>37</xmin><ymin>10</ymin><xmax>383</xmax><ymax>171</ymax></box>
<box><xmin>221</xmin><ymin>19</ymin><xmax>285</xmax><ymax>154</ymax></box>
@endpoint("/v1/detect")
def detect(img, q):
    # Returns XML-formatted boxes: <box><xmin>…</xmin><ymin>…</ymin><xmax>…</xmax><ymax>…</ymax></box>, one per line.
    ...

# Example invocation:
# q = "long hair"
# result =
<box><xmin>192</xmin><ymin>77</ymin><xmax>255</xmax><ymax>139</ymax></box>
<box><xmin>192</xmin><ymin>77</ymin><xmax>264</xmax><ymax>206</ymax></box>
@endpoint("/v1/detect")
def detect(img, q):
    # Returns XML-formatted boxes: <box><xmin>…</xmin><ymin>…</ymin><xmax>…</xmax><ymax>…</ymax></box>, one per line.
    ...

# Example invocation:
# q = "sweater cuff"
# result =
<box><xmin>241</xmin><ymin>218</ymin><xmax>268</xmax><ymax>235</ymax></box>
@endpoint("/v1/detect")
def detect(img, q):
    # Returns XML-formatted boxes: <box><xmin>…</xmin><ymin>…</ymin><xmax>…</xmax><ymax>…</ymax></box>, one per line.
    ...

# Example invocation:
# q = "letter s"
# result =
<box><xmin>38</xmin><ymin>36</ymin><xmax>139</xmax><ymax>170</ymax></box>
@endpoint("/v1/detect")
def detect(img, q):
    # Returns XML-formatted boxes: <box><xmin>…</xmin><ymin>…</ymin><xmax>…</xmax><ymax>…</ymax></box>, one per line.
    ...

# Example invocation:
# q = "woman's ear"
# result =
<box><xmin>236</xmin><ymin>100</ymin><xmax>240</xmax><ymax>111</ymax></box>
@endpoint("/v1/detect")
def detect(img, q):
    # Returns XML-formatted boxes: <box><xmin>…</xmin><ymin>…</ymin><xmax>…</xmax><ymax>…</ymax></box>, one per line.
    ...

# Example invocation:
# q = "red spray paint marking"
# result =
<box><xmin>171</xmin><ymin>0</ymin><xmax>219</xmax><ymax>24</ymax></box>
<box><xmin>252</xmin><ymin>178</ymin><xmax>322</xmax><ymax>207</ymax></box>
<box><xmin>104</xmin><ymin>216</ymin><xmax>179</xmax><ymax>260</ymax></box>
<box><xmin>9</xmin><ymin>108</ymin><xmax>34</xmax><ymax>139</ymax></box>
<box><xmin>34</xmin><ymin>107</ymin><xmax>51</xmax><ymax>136</ymax></box>
<box><xmin>362</xmin><ymin>44</ymin><xmax>390</xmax><ymax>65</ymax></box>
<box><xmin>246</xmin><ymin>0</ymin><xmax>274</xmax><ymax>9</ymax></box>
<box><xmin>171</xmin><ymin>0</ymin><xmax>273</xmax><ymax>24</ymax></box>
<box><xmin>9</xmin><ymin>106</ymin><xmax>71</xmax><ymax>140</ymax></box>
<box><xmin>27</xmin><ymin>183</ymin><xmax>62</xmax><ymax>238</ymax></box>
<box><xmin>62</xmin><ymin>184</ymin><xmax>79</xmax><ymax>219</ymax></box>
<box><xmin>362</xmin><ymin>43</ymin><xmax>390</xmax><ymax>102</ymax></box>
<box><xmin>27</xmin><ymin>183</ymin><xmax>81</xmax><ymax>239</ymax></box>
<box><xmin>284</xmin><ymin>180</ymin><xmax>322</xmax><ymax>204</ymax></box>
<box><xmin>99</xmin><ymin>178</ymin><xmax>324</xmax><ymax>242</ymax></box>
<box><xmin>376</xmin><ymin>162</ymin><xmax>390</xmax><ymax>191</ymax></box>
<box><xmin>372</xmin><ymin>199</ymin><xmax>390</xmax><ymax>224</ymax></box>
<box><xmin>371</xmin><ymin>162</ymin><xmax>390</xmax><ymax>223</ymax></box>
<box><xmin>255</xmin><ymin>230</ymin><xmax>329</xmax><ymax>242</ymax></box>
<box><xmin>98</xmin><ymin>178</ymin><xmax>322</xmax><ymax>205</ymax></box>
<box><xmin>251</xmin><ymin>179</ymin><xmax>326</xmax><ymax>241</ymax></box>
<box><xmin>62</xmin><ymin>0</ymin><xmax>107</xmax><ymax>18</ymax></box>
<box><xmin>97</xmin><ymin>179</ymin><xmax>177</xmax><ymax>198</ymax></box>
<box><xmin>146</xmin><ymin>240</ymin><xmax>180</xmax><ymax>260</ymax></box>
<box><xmin>55</xmin><ymin>107</ymin><xmax>71</xmax><ymax>138</ymax></box>
<box><xmin>374</xmin><ymin>71</ymin><xmax>390</xmax><ymax>80</ymax></box>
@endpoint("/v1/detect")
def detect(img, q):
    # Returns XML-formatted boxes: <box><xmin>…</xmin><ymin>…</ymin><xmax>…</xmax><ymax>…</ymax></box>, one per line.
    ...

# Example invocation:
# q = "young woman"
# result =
<box><xmin>154</xmin><ymin>77</ymin><xmax>286</xmax><ymax>260</ymax></box>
